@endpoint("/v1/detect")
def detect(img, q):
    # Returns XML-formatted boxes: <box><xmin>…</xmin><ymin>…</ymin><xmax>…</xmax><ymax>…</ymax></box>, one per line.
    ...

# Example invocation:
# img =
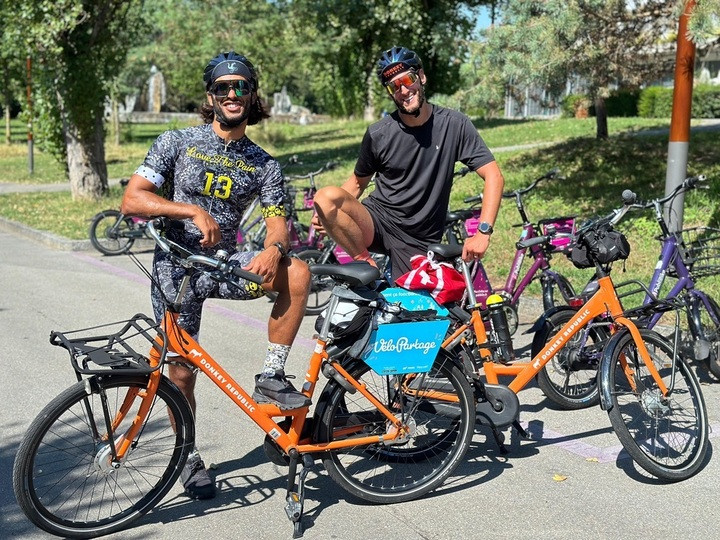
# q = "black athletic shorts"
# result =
<box><xmin>363</xmin><ymin>198</ymin><xmax>435</xmax><ymax>283</ymax></box>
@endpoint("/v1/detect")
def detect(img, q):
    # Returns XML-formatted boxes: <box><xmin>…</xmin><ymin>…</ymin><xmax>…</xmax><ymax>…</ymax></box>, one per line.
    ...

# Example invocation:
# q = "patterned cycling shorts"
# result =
<box><xmin>151</xmin><ymin>249</ymin><xmax>265</xmax><ymax>338</ymax></box>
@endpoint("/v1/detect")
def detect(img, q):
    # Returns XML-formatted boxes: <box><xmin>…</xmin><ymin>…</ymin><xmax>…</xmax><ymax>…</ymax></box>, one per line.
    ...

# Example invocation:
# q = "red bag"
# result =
<box><xmin>396</xmin><ymin>253</ymin><xmax>466</xmax><ymax>304</ymax></box>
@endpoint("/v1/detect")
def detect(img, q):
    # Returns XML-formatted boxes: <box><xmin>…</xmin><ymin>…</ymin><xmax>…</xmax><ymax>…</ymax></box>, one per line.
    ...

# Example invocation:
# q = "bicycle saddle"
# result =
<box><xmin>428</xmin><ymin>243</ymin><xmax>463</xmax><ymax>260</ymax></box>
<box><xmin>309</xmin><ymin>261</ymin><xmax>381</xmax><ymax>287</ymax></box>
<box><xmin>446</xmin><ymin>209</ymin><xmax>476</xmax><ymax>223</ymax></box>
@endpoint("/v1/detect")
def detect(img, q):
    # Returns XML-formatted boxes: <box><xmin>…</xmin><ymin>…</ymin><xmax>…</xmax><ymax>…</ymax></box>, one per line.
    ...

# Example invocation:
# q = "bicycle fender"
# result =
<box><xmin>597</xmin><ymin>328</ymin><xmax>633</xmax><ymax>411</ymax></box>
<box><xmin>524</xmin><ymin>305</ymin><xmax>577</xmax><ymax>335</ymax></box>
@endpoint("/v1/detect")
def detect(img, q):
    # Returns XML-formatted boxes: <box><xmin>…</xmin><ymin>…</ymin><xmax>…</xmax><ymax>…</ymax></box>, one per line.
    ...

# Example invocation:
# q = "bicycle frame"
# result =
<box><xmin>444</xmin><ymin>265</ymin><xmax>669</xmax><ymax>398</ymax></box>
<box><xmin>107</xmin><ymin>297</ymin><xmax>407</xmax><ymax>463</ymax></box>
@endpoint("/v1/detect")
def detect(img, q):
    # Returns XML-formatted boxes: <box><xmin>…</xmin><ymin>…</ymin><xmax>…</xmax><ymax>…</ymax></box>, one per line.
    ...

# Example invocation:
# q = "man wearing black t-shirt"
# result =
<box><xmin>313</xmin><ymin>46</ymin><xmax>504</xmax><ymax>282</ymax></box>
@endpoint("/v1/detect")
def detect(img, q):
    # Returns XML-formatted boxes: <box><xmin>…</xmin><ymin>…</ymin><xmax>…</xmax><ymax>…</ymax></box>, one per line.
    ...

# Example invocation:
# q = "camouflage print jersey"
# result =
<box><xmin>135</xmin><ymin>123</ymin><xmax>285</xmax><ymax>337</ymax></box>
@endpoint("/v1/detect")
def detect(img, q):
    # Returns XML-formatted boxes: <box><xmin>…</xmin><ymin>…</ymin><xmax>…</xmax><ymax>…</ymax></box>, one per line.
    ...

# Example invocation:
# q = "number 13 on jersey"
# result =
<box><xmin>202</xmin><ymin>172</ymin><xmax>232</xmax><ymax>199</ymax></box>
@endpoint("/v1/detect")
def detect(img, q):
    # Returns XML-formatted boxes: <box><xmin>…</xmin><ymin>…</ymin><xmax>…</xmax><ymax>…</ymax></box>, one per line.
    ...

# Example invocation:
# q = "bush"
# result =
<box><xmin>692</xmin><ymin>84</ymin><xmax>720</xmax><ymax>118</ymax></box>
<box><xmin>638</xmin><ymin>84</ymin><xmax>720</xmax><ymax>118</ymax></box>
<box><xmin>561</xmin><ymin>94</ymin><xmax>591</xmax><ymax>118</ymax></box>
<box><xmin>605</xmin><ymin>89</ymin><xmax>640</xmax><ymax>117</ymax></box>
<box><xmin>637</xmin><ymin>86</ymin><xmax>666</xmax><ymax>117</ymax></box>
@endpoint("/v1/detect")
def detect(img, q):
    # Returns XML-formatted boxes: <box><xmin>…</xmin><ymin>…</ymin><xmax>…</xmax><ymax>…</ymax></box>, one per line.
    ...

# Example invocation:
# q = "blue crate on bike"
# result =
<box><xmin>361</xmin><ymin>318</ymin><xmax>451</xmax><ymax>375</ymax></box>
<box><xmin>380</xmin><ymin>287</ymin><xmax>450</xmax><ymax>316</ymax></box>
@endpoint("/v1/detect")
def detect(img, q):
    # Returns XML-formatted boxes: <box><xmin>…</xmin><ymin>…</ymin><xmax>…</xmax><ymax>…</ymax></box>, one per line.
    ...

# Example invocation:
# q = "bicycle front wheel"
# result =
<box><xmin>532</xmin><ymin>308</ymin><xmax>607</xmax><ymax>409</ymax></box>
<box><xmin>13</xmin><ymin>375</ymin><xmax>194</xmax><ymax>538</ymax></box>
<box><xmin>542</xmin><ymin>272</ymin><xmax>576</xmax><ymax>310</ymax></box>
<box><xmin>688</xmin><ymin>292</ymin><xmax>720</xmax><ymax>379</ymax></box>
<box><xmin>89</xmin><ymin>210</ymin><xmax>136</xmax><ymax>255</ymax></box>
<box><xmin>606</xmin><ymin>329</ymin><xmax>708</xmax><ymax>481</ymax></box>
<box><xmin>318</xmin><ymin>351</ymin><xmax>474</xmax><ymax>504</ymax></box>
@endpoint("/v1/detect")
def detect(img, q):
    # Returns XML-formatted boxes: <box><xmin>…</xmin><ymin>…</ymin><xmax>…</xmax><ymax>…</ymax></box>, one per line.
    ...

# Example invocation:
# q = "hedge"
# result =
<box><xmin>638</xmin><ymin>84</ymin><xmax>720</xmax><ymax>118</ymax></box>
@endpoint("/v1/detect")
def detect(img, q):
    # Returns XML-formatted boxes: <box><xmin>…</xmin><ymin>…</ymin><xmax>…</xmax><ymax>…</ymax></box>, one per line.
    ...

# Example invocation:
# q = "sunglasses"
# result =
<box><xmin>384</xmin><ymin>71</ymin><xmax>419</xmax><ymax>95</ymax></box>
<box><xmin>209</xmin><ymin>80</ymin><xmax>251</xmax><ymax>98</ymax></box>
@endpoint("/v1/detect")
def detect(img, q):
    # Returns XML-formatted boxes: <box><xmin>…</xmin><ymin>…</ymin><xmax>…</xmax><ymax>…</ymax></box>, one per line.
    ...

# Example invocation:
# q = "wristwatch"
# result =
<box><xmin>477</xmin><ymin>222</ymin><xmax>494</xmax><ymax>235</ymax></box>
<box><xmin>272</xmin><ymin>242</ymin><xmax>287</xmax><ymax>258</ymax></box>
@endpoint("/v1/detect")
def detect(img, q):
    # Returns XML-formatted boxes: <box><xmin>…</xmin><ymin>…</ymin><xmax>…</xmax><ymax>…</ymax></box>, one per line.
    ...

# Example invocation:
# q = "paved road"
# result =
<box><xmin>2</xmin><ymin>229</ymin><xmax>719</xmax><ymax>540</ymax></box>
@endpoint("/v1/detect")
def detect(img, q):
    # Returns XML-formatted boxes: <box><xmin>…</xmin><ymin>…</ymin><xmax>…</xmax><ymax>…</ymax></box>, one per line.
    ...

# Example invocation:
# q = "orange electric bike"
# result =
<box><xmin>13</xmin><ymin>220</ymin><xmax>475</xmax><ymax>539</ymax></box>
<box><xmin>433</xmin><ymin>197</ymin><xmax>709</xmax><ymax>482</ymax></box>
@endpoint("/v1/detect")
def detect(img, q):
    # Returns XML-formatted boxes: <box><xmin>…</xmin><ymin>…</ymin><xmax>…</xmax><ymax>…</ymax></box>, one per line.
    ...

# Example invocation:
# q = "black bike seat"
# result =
<box><xmin>428</xmin><ymin>243</ymin><xmax>463</xmax><ymax>260</ymax></box>
<box><xmin>309</xmin><ymin>261</ymin><xmax>381</xmax><ymax>287</ymax></box>
<box><xmin>446</xmin><ymin>209</ymin><xmax>476</xmax><ymax>223</ymax></box>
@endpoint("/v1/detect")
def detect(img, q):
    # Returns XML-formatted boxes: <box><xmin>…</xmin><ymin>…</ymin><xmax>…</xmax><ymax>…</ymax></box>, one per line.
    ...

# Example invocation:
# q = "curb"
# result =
<box><xmin>0</xmin><ymin>216</ymin><xmax>93</xmax><ymax>251</ymax></box>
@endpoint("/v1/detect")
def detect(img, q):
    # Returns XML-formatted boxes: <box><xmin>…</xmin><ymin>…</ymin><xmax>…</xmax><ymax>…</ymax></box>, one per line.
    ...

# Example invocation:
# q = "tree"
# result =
<box><xmin>0</xmin><ymin>1</ymin><xmax>28</xmax><ymax>145</ymax></box>
<box><xmin>10</xmin><ymin>1</ymin><xmax>146</xmax><ymax>200</ymax></box>
<box><xmin>481</xmin><ymin>0</ymin><xmax>679</xmax><ymax>138</ymax></box>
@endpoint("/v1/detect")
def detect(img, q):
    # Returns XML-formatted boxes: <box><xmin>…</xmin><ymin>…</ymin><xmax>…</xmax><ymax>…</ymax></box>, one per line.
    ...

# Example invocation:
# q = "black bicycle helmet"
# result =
<box><xmin>377</xmin><ymin>46</ymin><xmax>423</xmax><ymax>85</ymax></box>
<box><xmin>203</xmin><ymin>51</ymin><xmax>258</xmax><ymax>92</ymax></box>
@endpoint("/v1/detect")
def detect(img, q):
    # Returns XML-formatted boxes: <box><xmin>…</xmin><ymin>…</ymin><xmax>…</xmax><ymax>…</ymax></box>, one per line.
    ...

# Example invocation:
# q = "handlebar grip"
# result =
<box><xmin>231</xmin><ymin>265</ymin><xmax>264</xmax><ymax>285</ymax></box>
<box><xmin>463</xmin><ymin>194</ymin><xmax>483</xmax><ymax>204</ymax></box>
<box><xmin>621</xmin><ymin>189</ymin><xmax>637</xmax><ymax>204</ymax></box>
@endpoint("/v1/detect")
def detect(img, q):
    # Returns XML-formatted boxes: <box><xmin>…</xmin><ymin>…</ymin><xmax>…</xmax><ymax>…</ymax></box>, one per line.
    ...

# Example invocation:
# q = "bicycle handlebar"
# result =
<box><xmin>146</xmin><ymin>220</ymin><xmax>264</xmax><ymax>285</ymax></box>
<box><xmin>622</xmin><ymin>175</ymin><xmax>707</xmax><ymax>210</ymax></box>
<box><xmin>460</xmin><ymin>168</ymin><xmax>562</xmax><ymax>206</ymax></box>
<box><xmin>286</xmin><ymin>161</ymin><xmax>338</xmax><ymax>185</ymax></box>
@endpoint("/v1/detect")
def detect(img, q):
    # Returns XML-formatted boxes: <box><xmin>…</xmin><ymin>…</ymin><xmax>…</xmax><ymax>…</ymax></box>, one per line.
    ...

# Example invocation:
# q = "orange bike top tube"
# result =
<box><xmin>477</xmin><ymin>275</ymin><xmax>668</xmax><ymax>396</ymax></box>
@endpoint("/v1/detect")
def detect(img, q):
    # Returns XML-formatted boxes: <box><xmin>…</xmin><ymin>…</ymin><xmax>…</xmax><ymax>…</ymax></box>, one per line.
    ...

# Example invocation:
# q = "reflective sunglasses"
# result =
<box><xmin>209</xmin><ymin>79</ymin><xmax>251</xmax><ymax>98</ymax></box>
<box><xmin>384</xmin><ymin>71</ymin><xmax>419</xmax><ymax>95</ymax></box>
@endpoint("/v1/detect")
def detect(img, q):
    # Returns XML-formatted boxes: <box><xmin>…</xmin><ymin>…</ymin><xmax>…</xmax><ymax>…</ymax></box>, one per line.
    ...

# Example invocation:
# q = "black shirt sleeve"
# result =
<box><xmin>353</xmin><ymin>129</ymin><xmax>377</xmax><ymax>178</ymax></box>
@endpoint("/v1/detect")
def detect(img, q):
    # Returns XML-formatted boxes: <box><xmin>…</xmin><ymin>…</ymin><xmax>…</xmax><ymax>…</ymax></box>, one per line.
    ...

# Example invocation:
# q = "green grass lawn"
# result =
<box><xmin>1</xmin><ymin>115</ymin><xmax>719</xmax><ymax>299</ymax></box>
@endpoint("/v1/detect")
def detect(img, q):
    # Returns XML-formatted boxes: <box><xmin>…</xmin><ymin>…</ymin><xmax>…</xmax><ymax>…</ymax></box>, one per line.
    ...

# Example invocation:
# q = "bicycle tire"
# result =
<box><xmin>317</xmin><ymin>351</ymin><xmax>474</xmax><ymax>504</ymax></box>
<box><xmin>542</xmin><ymin>272</ymin><xmax>576</xmax><ymax>311</ymax></box>
<box><xmin>13</xmin><ymin>375</ymin><xmax>194</xmax><ymax>538</ymax></box>
<box><xmin>606</xmin><ymin>329</ymin><xmax>708</xmax><ymax>481</ymax></box>
<box><xmin>89</xmin><ymin>210</ymin><xmax>136</xmax><ymax>255</ymax></box>
<box><xmin>688</xmin><ymin>292</ymin><xmax>720</xmax><ymax>379</ymax></box>
<box><xmin>531</xmin><ymin>308</ymin><xmax>608</xmax><ymax>409</ymax></box>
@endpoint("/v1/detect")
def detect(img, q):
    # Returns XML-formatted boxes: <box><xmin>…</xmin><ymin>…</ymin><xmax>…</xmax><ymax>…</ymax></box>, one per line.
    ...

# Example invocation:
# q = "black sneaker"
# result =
<box><xmin>252</xmin><ymin>369</ymin><xmax>312</xmax><ymax>409</ymax></box>
<box><xmin>180</xmin><ymin>452</ymin><xmax>216</xmax><ymax>500</ymax></box>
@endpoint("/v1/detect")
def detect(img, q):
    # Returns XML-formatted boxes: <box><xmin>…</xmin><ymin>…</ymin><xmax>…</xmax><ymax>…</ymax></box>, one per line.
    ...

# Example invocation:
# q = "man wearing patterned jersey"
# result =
<box><xmin>313</xmin><ymin>46</ymin><xmax>504</xmax><ymax>282</ymax></box>
<box><xmin>121</xmin><ymin>52</ymin><xmax>310</xmax><ymax>500</ymax></box>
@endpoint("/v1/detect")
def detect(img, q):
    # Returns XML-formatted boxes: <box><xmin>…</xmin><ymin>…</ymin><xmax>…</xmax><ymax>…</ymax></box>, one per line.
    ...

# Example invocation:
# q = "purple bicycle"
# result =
<box><xmin>445</xmin><ymin>168</ymin><xmax>577</xmax><ymax>335</ymax></box>
<box><xmin>615</xmin><ymin>175</ymin><xmax>720</xmax><ymax>378</ymax></box>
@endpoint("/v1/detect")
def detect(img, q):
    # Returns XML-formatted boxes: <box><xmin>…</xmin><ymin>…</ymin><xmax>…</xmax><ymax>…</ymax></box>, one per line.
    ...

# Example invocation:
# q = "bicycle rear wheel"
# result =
<box><xmin>531</xmin><ymin>308</ymin><xmax>608</xmax><ymax>409</ymax></box>
<box><xmin>13</xmin><ymin>375</ymin><xmax>194</xmax><ymax>538</ymax></box>
<box><xmin>317</xmin><ymin>351</ymin><xmax>474</xmax><ymax>504</ymax></box>
<box><xmin>606</xmin><ymin>329</ymin><xmax>708</xmax><ymax>481</ymax></box>
<box><xmin>688</xmin><ymin>292</ymin><xmax>720</xmax><ymax>379</ymax></box>
<box><xmin>89</xmin><ymin>210</ymin><xmax>136</xmax><ymax>255</ymax></box>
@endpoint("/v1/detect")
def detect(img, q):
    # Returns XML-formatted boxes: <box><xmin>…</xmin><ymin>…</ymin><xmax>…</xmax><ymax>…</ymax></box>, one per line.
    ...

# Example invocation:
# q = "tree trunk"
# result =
<box><xmin>4</xmin><ymin>104</ymin><xmax>10</xmax><ymax>145</ymax></box>
<box><xmin>3</xmin><ymin>64</ymin><xmax>11</xmax><ymax>145</ymax></box>
<box><xmin>65</xmin><ymin>111</ymin><xmax>108</xmax><ymax>201</ymax></box>
<box><xmin>594</xmin><ymin>96</ymin><xmax>608</xmax><ymax>139</ymax></box>
<box><xmin>111</xmin><ymin>98</ymin><xmax>120</xmax><ymax>146</ymax></box>
<box><xmin>363</xmin><ymin>72</ymin><xmax>376</xmax><ymax>121</ymax></box>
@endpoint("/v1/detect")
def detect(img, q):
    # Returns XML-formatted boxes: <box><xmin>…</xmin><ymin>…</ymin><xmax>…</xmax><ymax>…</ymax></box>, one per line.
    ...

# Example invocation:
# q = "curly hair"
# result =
<box><xmin>199</xmin><ymin>95</ymin><xmax>270</xmax><ymax>126</ymax></box>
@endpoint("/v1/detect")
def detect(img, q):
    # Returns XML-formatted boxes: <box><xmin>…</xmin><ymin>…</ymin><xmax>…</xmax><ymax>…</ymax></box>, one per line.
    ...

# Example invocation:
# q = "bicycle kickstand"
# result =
<box><xmin>285</xmin><ymin>450</ymin><xmax>315</xmax><ymax>538</ymax></box>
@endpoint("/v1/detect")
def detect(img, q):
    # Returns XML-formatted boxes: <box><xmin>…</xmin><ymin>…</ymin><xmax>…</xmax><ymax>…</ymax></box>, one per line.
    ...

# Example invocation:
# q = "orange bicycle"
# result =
<box><xmin>434</xmin><ymin>201</ymin><xmax>709</xmax><ymax>482</ymax></box>
<box><xmin>13</xmin><ymin>221</ymin><xmax>475</xmax><ymax>538</ymax></box>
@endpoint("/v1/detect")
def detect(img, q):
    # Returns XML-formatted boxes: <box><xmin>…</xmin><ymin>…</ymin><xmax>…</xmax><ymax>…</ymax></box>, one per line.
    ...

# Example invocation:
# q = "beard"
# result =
<box><xmin>394</xmin><ymin>85</ymin><xmax>426</xmax><ymax>117</ymax></box>
<box><xmin>212</xmin><ymin>96</ymin><xmax>251</xmax><ymax>128</ymax></box>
